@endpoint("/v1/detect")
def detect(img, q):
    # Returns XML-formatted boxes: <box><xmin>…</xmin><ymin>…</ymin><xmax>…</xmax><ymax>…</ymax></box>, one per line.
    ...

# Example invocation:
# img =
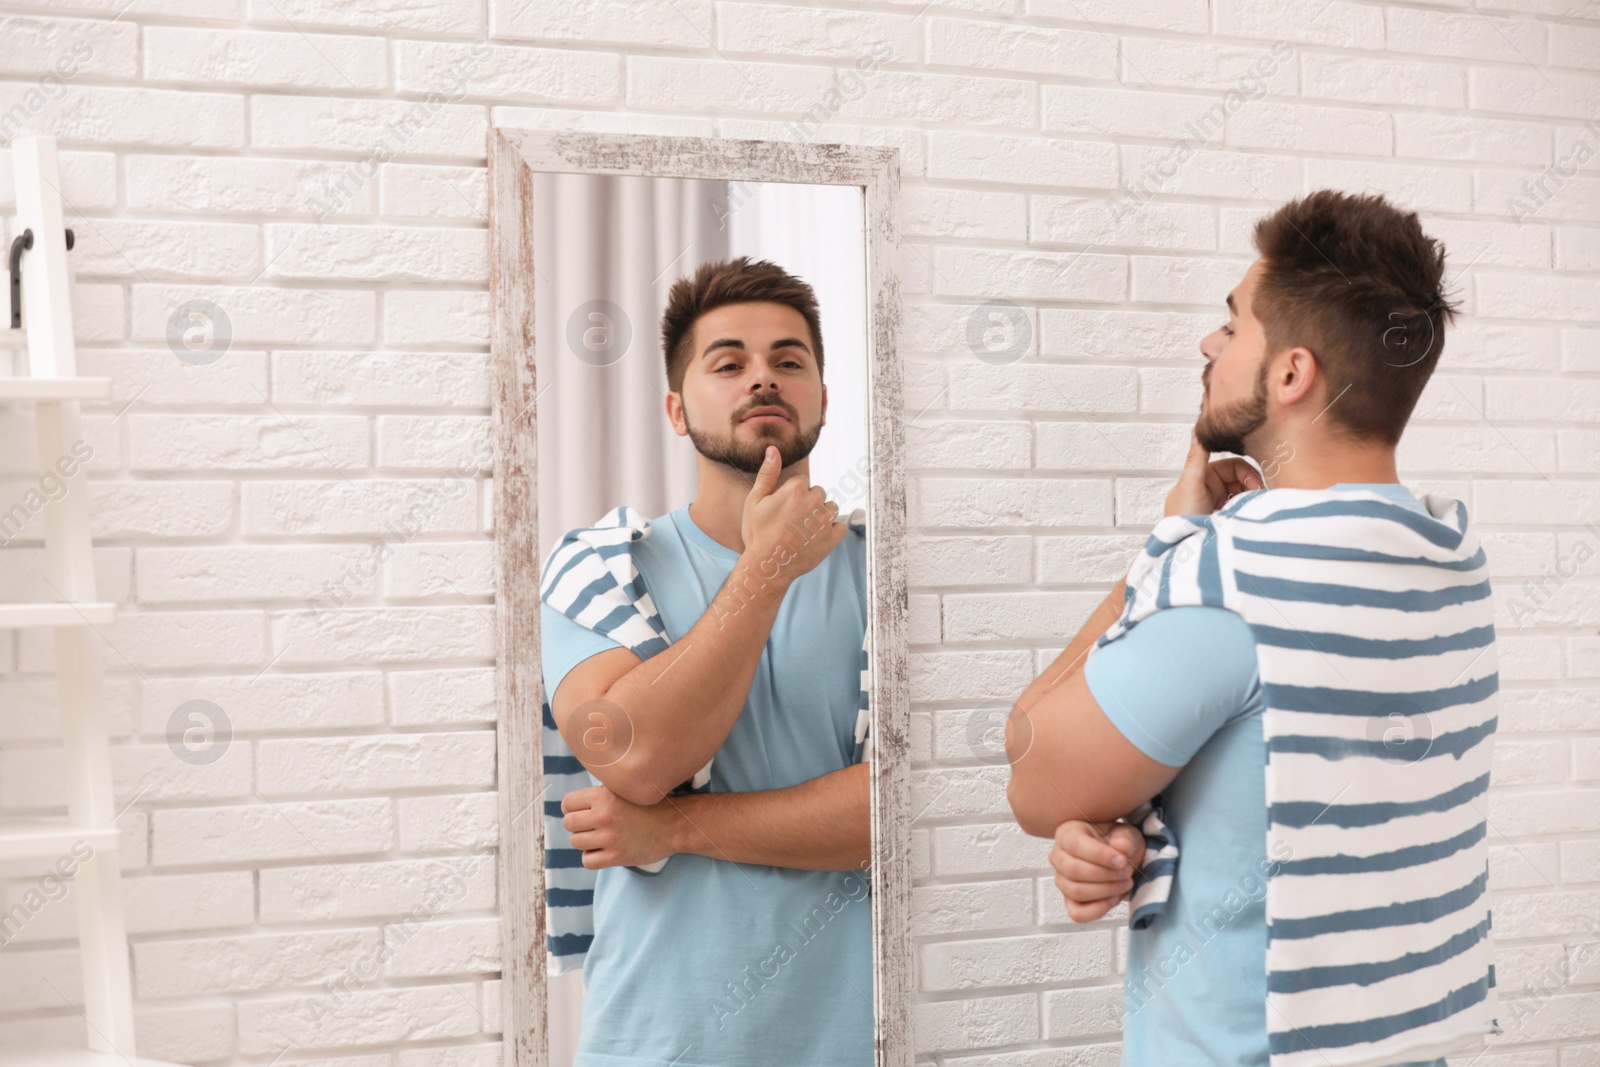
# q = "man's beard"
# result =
<box><xmin>684</xmin><ymin>397</ymin><xmax>823</xmax><ymax>475</ymax></box>
<box><xmin>1196</xmin><ymin>361</ymin><xmax>1270</xmax><ymax>457</ymax></box>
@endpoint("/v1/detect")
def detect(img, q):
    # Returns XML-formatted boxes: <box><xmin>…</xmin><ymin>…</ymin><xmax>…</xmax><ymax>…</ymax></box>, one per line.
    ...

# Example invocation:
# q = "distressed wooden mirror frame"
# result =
<box><xmin>488</xmin><ymin>128</ymin><xmax>911</xmax><ymax>1067</ymax></box>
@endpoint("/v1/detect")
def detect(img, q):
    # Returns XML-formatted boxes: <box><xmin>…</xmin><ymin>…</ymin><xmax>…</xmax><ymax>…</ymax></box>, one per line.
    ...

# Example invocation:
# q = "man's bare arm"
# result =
<box><xmin>562</xmin><ymin>762</ymin><xmax>871</xmax><ymax>871</ymax></box>
<box><xmin>551</xmin><ymin>446</ymin><xmax>849</xmax><ymax>806</ymax></box>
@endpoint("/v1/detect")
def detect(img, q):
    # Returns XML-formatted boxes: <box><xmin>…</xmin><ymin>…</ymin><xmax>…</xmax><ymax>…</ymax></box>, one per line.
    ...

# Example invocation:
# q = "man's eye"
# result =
<box><xmin>716</xmin><ymin>363</ymin><xmax>739</xmax><ymax>372</ymax></box>
<box><xmin>1221</xmin><ymin>325</ymin><xmax>1234</xmax><ymax>336</ymax></box>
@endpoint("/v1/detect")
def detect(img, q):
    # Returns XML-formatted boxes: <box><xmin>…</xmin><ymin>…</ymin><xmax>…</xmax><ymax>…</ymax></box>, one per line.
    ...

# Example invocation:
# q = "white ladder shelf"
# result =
<box><xmin>0</xmin><ymin>136</ymin><xmax>185</xmax><ymax>1067</ymax></box>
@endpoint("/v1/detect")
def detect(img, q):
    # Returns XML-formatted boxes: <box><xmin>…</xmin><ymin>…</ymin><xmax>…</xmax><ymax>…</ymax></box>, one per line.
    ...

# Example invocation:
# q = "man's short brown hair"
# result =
<box><xmin>660</xmin><ymin>257</ymin><xmax>824</xmax><ymax>392</ymax></box>
<box><xmin>1252</xmin><ymin>190</ymin><xmax>1459</xmax><ymax>447</ymax></box>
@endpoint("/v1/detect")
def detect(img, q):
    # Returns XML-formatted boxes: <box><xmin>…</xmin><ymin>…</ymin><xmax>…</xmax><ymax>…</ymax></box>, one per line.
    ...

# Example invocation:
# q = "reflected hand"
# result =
<box><xmin>1049</xmin><ymin>819</ymin><xmax>1146</xmax><ymax>923</ymax></box>
<box><xmin>740</xmin><ymin>445</ymin><xmax>849</xmax><ymax>580</ymax></box>
<box><xmin>562</xmin><ymin>784</ymin><xmax>678</xmax><ymax>870</ymax></box>
<box><xmin>1165</xmin><ymin>433</ymin><xmax>1264</xmax><ymax>517</ymax></box>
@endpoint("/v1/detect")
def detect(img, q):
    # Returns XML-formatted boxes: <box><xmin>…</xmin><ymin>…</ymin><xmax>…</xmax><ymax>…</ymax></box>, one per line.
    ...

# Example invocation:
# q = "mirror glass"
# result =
<box><xmin>531</xmin><ymin>172</ymin><xmax>877</xmax><ymax>1067</ymax></box>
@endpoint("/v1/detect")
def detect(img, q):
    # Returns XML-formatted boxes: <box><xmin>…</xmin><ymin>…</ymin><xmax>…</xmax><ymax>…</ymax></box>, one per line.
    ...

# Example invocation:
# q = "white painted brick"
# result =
<box><xmin>1477</xmin><ymin>274</ymin><xmax>1600</xmax><ymax>322</ymax></box>
<box><xmin>136</xmin><ymin>928</ymin><xmax>381</xmax><ymax>997</ymax></box>
<box><xmin>1469</xmin><ymin>67</ymin><xmax>1600</xmax><ymax>122</ymax></box>
<box><xmin>79</xmin><ymin>348</ymin><xmax>269</xmax><ymax>405</ymax></box>
<box><xmin>137</xmin><ymin>544</ymin><xmax>378</xmax><ymax>604</ymax></box>
<box><xmin>1026</xmin><ymin>0</ymin><xmax>1207</xmax><ymax>33</ymax></box>
<box><xmin>376</xmin><ymin>416</ymin><xmax>492</xmax><ymax>470</ymax></box>
<box><xmin>1031</xmin><ymin>197</ymin><xmax>1215</xmax><ymax>252</ymax></box>
<box><xmin>1130</xmin><ymin>253</ymin><xmax>1245</xmax><ymax>305</ymax></box>
<box><xmin>132</xmin><ymin>283</ymin><xmax>377</xmax><ymax>346</ymax></box>
<box><xmin>933</xmin><ymin>247</ymin><xmax>1126</xmax><ymax>303</ymax></box>
<box><xmin>627</xmin><ymin>55</ymin><xmax>835</xmax><ymax>114</ymax></box>
<box><xmin>89</xmin><ymin>480</ymin><xmax>236</xmax><ymax>540</ymax></box>
<box><xmin>1226</xmin><ymin>100</ymin><xmax>1394</xmax><ymax>155</ymax></box>
<box><xmin>929</xmin><ymin>132</ymin><xmax>1119</xmax><ymax>189</ymax></box>
<box><xmin>140</xmin><ymin>672</ymin><xmax>386</xmax><ymax>734</ymax></box>
<box><xmin>1385</xmin><ymin>7</ymin><xmax>1548</xmax><ymax>64</ymax></box>
<box><xmin>720</xmin><ymin>3</ymin><xmax>922</xmax><ymax>61</ymax></box>
<box><xmin>237</xmin><ymin>984</ymin><xmax>479</xmax><ymax>1055</ymax></box>
<box><xmin>911</xmin><ymin>879</ymin><xmax>1035</xmax><ymax>938</ymax></box>
<box><xmin>382</xmin><ymin>916</ymin><xmax>500</xmax><ymax>978</ymax></box>
<box><xmin>128</xmin><ymin>414</ymin><xmax>369</xmax><ymax>471</ymax></box>
<box><xmin>250</xmin><ymin>0</ymin><xmax>481</xmax><ymax>33</ymax></box>
<box><xmin>122</xmin><ymin>871</ymin><xmax>254</xmax><ymax>935</ymax></box>
<box><xmin>144</xmin><ymin>26</ymin><xmax>388</xmax><ymax>90</ymax></box>
<box><xmin>397</xmin><ymin>792</ymin><xmax>499</xmax><ymax>851</ymax></box>
<box><xmin>1120</xmin><ymin>144</ymin><xmax>1299</xmax><ymax>201</ymax></box>
<box><xmin>264</xmin><ymin>223</ymin><xmax>487</xmax><ymax>284</ymax></box>
<box><xmin>837</xmin><ymin>70</ymin><xmax>1035</xmax><ymax>127</ymax></box>
<box><xmin>1036</xmin><ymin>534</ymin><xmax>1146</xmax><ymax>585</ymax></box>
<box><xmin>1550</xmin><ymin>23</ymin><xmax>1600</xmax><ymax>68</ymax></box>
<box><xmin>20</xmin><ymin>609</ymin><xmax>266</xmax><ymax>672</ymax></box>
<box><xmin>1215</xmin><ymin>0</ymin><xmax>1384</xmax><ymax>49</ymax></box>
<box><xmin>125</xmin><ymin>153</ymin><xmax>376</xmax><ymax>216</ymax></box>
<box><xmin>944</xmin><ymin>591</ymin><xmax>1106</xmax><ymax>643</ymax></box>
<box><xmin>388</xmin><ymin>668</ymin><xmax>494</xmax><ymax>726</ymax></box>
<box><xmin>0</xmin><ymin>149</ymin><xmax>118</xmax><ymax>211</ymax></box>
<box><xmin>241</xmin><ymin>479</ymin><xmax>478</xmax><ymax>537</ymax></box>
<box><xmin>153</xmin><ymin>797</ymin><xmax>393</xmax><ymax>866</ymax></box>
<box><xmin>908</xmin><ymin>535</ymin><xmax>1033</xmax><ymax>587</ymax></box>
<box><xmin>394</xmin><ymin>40</ymin><xmax>619</xmax><ymax>105</ymax></box>
<box><xmin>922</xmin><ymin>931</ymin><xmax>1112</xmax><ymax>991</ymax></box>
<box><xmin>912</xmin><ymin>991</ymin><xmax>1038</xmax><ymax>1054</ymax></box>
<box><xmin>1038</xmin><ymin>308</ymin><xmax>1215</xmax><ymax>361</ymax></box>
<box><xmin>379</xmin><ymin>163</ymin><xmax>487</xmax><ymax>221</ymax></box>
<box><xmin>0</xmin><ymin>15</ymin><xmax>138</xmax><ymax>78</ymax></box>
<box><xmin>948</xmin><ymin>363</ymin><xmax>1139</xmax><ymax>414</ymax></box>
<box><xmin>260</xmin><ymin>853</ymin><xmax>496</xmax><ymax>923</ymax></box>
<box><xmin>1042</xmin><ymin>983</ymin><xmax>1124</xmax><ymax>1039</ymax></box>
<box><xmin>273</xmin><ymin>351</ymin><xmax>490</xmax><ymax>407</ymax></box>
<box><xmin>1120</xmin><ymin>36</ymin><xmax>1296</xmax><ymax>94</ymax></box>
<box><xmin>910</xmin><ymin>649</ymin><xmax>1035</xmax><ymax>705</ymax></box>
<box><xmin>0</xmin><ymin>84</ymin><xmax>244</xmax><ymax>148</ymax></box>
<box><xmin>928</xmin><ymin>17</ymin><xmax>1115</xmax><ymax>81</ymax></box>
<box><xmin>384</xmin><ymin>540</ymin><xmax>495</xmax><ymax>600</ymax></box>
<box><xmin>383</xmin><ymin>290</ymin><xmax>490</xmax><ymax>346</ymax></box>
<box><xmin>1302</xmin><ymin>52</ymin><xmax>1466</xmax><ymax>109</ymax></box>
<box><xmin>1305</xmin><ymin>157</ymin><xmax>1473</xmax><ymax>214</ymax></box>
<box><xmin>1042</xmin><ymin>84</ymin><xmax>1225</xmax><ymax>141</ymax></box>
<box><xmin>1036</xmin><ymin>421</ymin><xmax>1191</xmax><ymax>472</ymax></box>
<box><xmin>256</xmin><ymin>732</ymin><xmax>495</xmax><ymax>794</ymax></box>
<box><xmin>907</xmin><ymin>419</ymin><xmax>1030</xmax><ymax>470</ymax></box>
<box><xmin>1395</xmin><ymin>113</ymin><xmax>1551</xmax><ymax>167</ymax></box>
<box><xmin>495</xmin><ymin>0</ymin><xmax>711</xmax><ymax>47</ymax></box>
<box><xmin>270</xmin><ymin>606</ymin><xmax>494</xmax><ymax>666</ymax></box>
<box><xmin>251</xmin><ymin>94</ymin><xmax>487</xmax><ymax>157</ymax></box>
<box><xmin>904</xmin><ymin>187</ymin><xmax>1026</xmax><ymax>242</ymax></box>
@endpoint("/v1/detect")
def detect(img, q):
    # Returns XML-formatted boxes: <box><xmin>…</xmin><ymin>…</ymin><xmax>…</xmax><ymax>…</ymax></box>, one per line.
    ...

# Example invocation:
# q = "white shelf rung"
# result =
<box><xmin>0</xmin><ymin>817</ymin><xmax>121</xmax><ymax>863</ymax></box>
<box><xmin>0</xmin><ymin>603</ymin><xmax>116</xmax><ymax>629</ymax></box>
<box><xmin>0</xmin><ymin>377</ymin><xmax>112</xmax><ymax>401</ymax></box>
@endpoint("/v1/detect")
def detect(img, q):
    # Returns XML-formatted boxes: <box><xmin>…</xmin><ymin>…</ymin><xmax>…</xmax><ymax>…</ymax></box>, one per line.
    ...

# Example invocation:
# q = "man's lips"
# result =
<box><xmin>741</xmin><ymin>408</ymin><xmax>791</xmax><ymax>424</ymax></box>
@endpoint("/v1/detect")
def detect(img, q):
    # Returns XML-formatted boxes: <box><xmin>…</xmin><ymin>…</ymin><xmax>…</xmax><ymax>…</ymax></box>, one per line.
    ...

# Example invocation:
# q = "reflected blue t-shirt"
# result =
<box><xmin>540</xmin><ymin>502</ymin><xmax>873</xmax><ymax>1067</ymax></box>
<box><xmin>1083</xmin><ymin>484</ymin><xmax>1448</xmax><ymax>1067</ymax></box>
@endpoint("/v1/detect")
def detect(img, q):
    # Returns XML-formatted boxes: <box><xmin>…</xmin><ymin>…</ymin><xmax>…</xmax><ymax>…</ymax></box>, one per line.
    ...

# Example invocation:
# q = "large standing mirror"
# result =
<box><xmin>488</xmin><ymin>131</ymin><xmax>910</xmax><ymax>1067</ymax></box>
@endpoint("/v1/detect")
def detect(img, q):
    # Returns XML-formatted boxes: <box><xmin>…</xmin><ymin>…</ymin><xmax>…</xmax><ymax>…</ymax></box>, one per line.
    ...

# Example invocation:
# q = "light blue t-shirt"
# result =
<box><xmin>540</xmin><ymin>502</ymin><xmax>873</xmax><ymax>1067</ymax></box>
<box><xmin>1084</xmin><ymin>484</ymin><xmax>1448</xmax><ymax>1067</ymax></box>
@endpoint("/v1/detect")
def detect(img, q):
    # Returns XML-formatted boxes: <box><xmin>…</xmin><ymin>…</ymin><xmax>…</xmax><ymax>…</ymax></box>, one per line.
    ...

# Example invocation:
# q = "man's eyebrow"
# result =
<box><xmin>700</xmin><ymin>337</ymin><xmax>813</xmax><ymax>358</ymax></box>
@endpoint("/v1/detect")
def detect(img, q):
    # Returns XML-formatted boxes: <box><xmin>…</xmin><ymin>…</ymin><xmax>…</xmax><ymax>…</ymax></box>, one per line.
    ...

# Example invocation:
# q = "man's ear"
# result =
<box><xmin>1277</xmin><ymin>346</ymin><xmax>1321</xmax><ymax>407</ymax></box>
<box><xmin>665</xmin><ymin>390</ymin><xmax>688</xmax><ymax>436</ymax></box>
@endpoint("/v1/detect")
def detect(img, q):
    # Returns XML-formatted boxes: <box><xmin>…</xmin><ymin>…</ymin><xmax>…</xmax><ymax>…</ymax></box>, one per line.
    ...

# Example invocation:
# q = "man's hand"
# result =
<box><xmin>1050</xmin><ymin>820</ymin><xmax>1147</xmax><ymax>923</ymax></box>
<box><xmin>741</xmin><ymin>445</ymin><xmax>849</xmax><ymax>579</ymax></box>
<box><xmin>1165</xmin><ymin>434</ymin><xmax>1264</xmax><ymax>518</ymax></box>
<box><xmin>562</xmin><ymin>785</ymin><xmax>679</xmax><ymax>870</ymax></box>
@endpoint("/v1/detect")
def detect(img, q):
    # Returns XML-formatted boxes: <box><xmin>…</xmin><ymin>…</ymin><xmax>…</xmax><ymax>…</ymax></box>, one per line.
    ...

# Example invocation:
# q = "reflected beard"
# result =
<box><xmin>685</xmin><ymin>415</ymin><xmax>823</xmax><ymax>474</ymax></box>
<box><xmin>1196</xmin><ymin>365</ymin><xmax>1270</xmax><ymax>457</ymax></box>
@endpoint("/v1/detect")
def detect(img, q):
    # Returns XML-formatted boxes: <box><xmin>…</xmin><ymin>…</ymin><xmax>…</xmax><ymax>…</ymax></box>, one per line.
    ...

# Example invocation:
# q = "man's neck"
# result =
<box><xmin>688</xmin><ymin>456</ymin><xmax>812</xmax><ymax>554</ymax></box>
<box><xmin>1255</xmin><ymin>431</ymin><xmax>1399</xmax><ymax>490</ymax></box>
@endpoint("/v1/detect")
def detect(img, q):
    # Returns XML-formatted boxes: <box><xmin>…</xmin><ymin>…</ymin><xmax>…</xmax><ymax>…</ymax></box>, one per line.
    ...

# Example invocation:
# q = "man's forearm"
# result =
<box><xmin>599</xmin><ymin>552</ymin><xmax>799</xmax><ymax>800</ymax></box>
<box><xmin>659</xmin><ymin>762</ymin><xmax>871</xmax><ymax>870</ymax></box>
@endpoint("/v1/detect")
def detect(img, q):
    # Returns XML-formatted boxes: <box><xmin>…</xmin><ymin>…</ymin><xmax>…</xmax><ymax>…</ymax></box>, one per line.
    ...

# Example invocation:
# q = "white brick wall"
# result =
<box><xmin>0</xmin><ymin>0</ymin><xmax>1596</xmax><ymax>1063</ymax></box>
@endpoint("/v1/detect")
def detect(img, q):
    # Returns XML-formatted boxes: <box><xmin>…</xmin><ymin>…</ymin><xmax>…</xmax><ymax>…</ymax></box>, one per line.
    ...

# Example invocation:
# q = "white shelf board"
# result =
<box><xmin>0</xmin><ymin>603</ymin><xmax>116</xmax><ymax>629</ymax></box>
<box><xmin>0</xmin><ymin>817</ymin><xmax>121</xmax><ymax>862</ymax></box>
<box><xmin>0</xmin><ymin>377</ymin><xmax>112</xmax><ymax>401</ymax></box>
<box><xmin>0</xmin><ymin>1046</ymin><xmax>190</xmax><ymax>1067</ymax></box>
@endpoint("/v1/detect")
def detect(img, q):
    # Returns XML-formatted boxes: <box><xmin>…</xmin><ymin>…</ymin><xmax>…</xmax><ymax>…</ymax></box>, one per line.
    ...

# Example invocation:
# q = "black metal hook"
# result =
<box><xmin>9</xmin><ymin>227</ymin><xmax>74</xmax><ymax>329</ymax></box>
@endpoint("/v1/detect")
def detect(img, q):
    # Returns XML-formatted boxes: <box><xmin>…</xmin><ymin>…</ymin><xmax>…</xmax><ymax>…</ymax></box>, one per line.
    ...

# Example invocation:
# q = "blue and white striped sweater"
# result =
<box><xmin>1090</xmin><ymin>486</ymin><xmax>1501</xmax><ymax>1067</ymax></box>
<box><xmin>537</xmin><ymin>505</ymin><xmax>872</xmax><ymax>975</ymax></box>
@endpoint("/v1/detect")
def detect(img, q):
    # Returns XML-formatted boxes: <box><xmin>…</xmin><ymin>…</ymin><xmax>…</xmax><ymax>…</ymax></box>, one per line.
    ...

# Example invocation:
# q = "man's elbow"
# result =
<box><xmin>1006</xmin><ymin>774</ymin><xmax>1060</xmax><ymax>839</ymax></box>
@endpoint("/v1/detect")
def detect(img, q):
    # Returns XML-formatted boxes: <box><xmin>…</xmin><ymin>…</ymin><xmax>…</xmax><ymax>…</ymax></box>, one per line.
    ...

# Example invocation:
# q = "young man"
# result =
<box><xmin>538</xmin><ymin>257</ymin><xmax>873</xmax><ymax>1067</ymax></box>
<box><xmin>1006</xmin><ymin>191</ymin><xmax>1500</xmax><ymax>1067</ymax></box>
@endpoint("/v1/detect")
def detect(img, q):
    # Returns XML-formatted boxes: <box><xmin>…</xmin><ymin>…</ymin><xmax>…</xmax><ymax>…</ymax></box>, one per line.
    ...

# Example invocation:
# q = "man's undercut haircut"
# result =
<box><xmin>1251</xmin><ymin>189</ymin><xmax>1459</xmax><ymax>447</ymax></box>
<box><xmin>660</xmin><ymin>256</ymin><xmax>825</xmax><ymax>392</ymax></box>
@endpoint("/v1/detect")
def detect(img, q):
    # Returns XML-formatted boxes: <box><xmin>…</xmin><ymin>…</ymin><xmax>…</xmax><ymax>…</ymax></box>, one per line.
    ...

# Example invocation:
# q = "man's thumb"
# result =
<box><xmin>1184</xmin><ymin>433</ymin><xmax>1211</xmax><ymax>471</ymax></box>
<box><xmin>748</xmin><ymin>445</ymin><xmax>781</xmax><ymax>497</ymax></box>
